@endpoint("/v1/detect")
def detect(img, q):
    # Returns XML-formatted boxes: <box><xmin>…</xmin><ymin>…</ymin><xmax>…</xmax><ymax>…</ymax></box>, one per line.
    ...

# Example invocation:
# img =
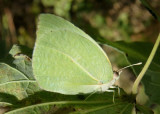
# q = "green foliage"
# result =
<box><xmin>41</xmin><ymin>0</ymin><xmax>73</xmax><ymax>19</ymax></box>
<box><xmin>0</xmin><ymin>45</ymin><xmax>40</xmax><ymax>105</ymax></box>
<box><xmin>98</xmin><ymin>39</ymin><xmax>160</xmax><ymax>105</ymax></box>
<box><xmin>0</xmin><ymin>14</ymin><xmax>159</xmax><ymax>113</ymax></box>
<box><xmin>1</xmin><ymin>0</ymin><xmax>160</xmax><ymax>113</ymax></box>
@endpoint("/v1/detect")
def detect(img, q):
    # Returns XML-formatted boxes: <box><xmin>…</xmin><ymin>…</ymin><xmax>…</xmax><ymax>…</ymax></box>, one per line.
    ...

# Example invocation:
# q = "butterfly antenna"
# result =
<box><xmin>117</xmin><ymin>62</ymin><xmax>142</xmax><ymax>72</ymax></box>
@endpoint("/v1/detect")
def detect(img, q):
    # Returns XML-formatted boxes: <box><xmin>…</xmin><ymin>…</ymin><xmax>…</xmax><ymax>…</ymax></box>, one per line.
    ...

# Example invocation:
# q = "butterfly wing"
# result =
<box><xmin>32</xmin><ymin>14</ymin><xmax>113</xmax><ymax>94</ymax></box>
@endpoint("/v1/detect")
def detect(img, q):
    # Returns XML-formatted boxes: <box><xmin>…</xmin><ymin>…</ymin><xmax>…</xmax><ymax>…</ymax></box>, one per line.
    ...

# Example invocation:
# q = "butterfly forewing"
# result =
<box><xmin>33</xmin><ymin>14</ymin><xmax>113</xmax><ymax>94</ymax></box>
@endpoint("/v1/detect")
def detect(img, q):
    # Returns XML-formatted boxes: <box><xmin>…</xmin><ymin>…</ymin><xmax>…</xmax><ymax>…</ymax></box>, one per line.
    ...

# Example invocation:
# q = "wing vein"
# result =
<box><xmin>38</xmin><ymin>28</ymin><xmax>112</xmax><ymax>66</ymax></box>
<box><xmin>38</xmin><ymin>45</ymin><xmax>100</xmax><ymax>82</ymax></box>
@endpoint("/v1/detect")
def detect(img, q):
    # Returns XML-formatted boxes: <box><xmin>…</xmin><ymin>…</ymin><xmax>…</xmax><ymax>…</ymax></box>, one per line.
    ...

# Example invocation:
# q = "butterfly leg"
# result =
<box><xmin>105</xmin><ymin>89</ymin><xmax>115</xmax><ymax>103</ymax></box>
<box><xmin>84</xmin><ymin>91</ymin><xmax>97</xmax><ymax>101</ymax></box>
<box><xmin>118</xmin><ymin>87</ymin><xmax>120</xmax><ymax>96</ymax></box>
<box><xmin>84</xmin><ymin>86</ymin><xmax>100</xmax><ymax>101</ymax></box>
<box><xmin>110</xmin><ymin>86</ymin><xmax>120</xmax><ymax>96</ymax></box>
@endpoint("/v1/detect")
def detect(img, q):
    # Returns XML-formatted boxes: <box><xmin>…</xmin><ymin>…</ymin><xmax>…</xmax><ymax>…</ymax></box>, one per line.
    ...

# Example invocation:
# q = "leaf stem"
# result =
<box><xmin>132</xmin><ymin>33</ymin><xmax>160</xmax><ymax>95</ymax></box>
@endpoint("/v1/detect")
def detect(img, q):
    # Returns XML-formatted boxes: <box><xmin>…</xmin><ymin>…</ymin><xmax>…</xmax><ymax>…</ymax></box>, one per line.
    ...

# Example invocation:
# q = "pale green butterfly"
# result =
<box><xmin>32</xmin><ymin>14</ymin><xmax>141</xmax><ymax>97</ymax></box>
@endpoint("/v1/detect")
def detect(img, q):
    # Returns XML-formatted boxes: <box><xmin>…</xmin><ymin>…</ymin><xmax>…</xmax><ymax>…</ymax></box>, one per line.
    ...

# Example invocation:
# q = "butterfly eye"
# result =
<box><xmin>113</xmin><ymin>71</ymin><xmax>119</xmax><ymax>78</ymax></box>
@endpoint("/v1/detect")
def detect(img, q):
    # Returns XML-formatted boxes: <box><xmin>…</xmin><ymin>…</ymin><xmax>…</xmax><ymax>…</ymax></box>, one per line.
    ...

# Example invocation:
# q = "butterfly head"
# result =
<box><xmin>113</xmin><ymin>62</ymin><xmax>142</xmax><ymax>81</ymax></box>
<box><xmin>113</xmin><ymin>70</ymin><xmax>122</xmax><ymax>81</ymax></box>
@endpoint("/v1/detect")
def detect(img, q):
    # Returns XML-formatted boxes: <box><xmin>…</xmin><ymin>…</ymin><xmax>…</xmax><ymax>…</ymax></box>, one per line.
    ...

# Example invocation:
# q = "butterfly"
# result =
<box><xmin>32</xmin><ymin>14</ymin><xmax>141</xmax><ymax>101</ymax></box>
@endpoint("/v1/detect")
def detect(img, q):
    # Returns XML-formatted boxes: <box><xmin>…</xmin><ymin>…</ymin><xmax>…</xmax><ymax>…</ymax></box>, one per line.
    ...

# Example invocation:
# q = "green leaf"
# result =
<box><xmin>11</xmin><ymin>90</ymin><xmax>122</xmax><ymax>111</ymax></box>
<box><xmin>4</xmin><ymin>101</ymin><xmax>109</xmax><ymax>114</ymax></box>
<box><xmin>0</xmin><ymin>102</ymin><xmax>12</xmax><ymax>107</ymax></box>
<box><xmin>33</xmin><ymin>14</ymin><xmax>114</xmax><ymax>94</ymax></box>
<box><xmin>135</xmin><ymin>104</ymin><xmax>153</xmax><ymax>114</ymax></box>
<box><xmin>99</xmin><ymin>39</ymin><xmax>160</xmax><ymax>105</ymax></box>
<box><xmin>0</xmin><ymin>63</ymin><xmax>39</xmax><ymax>100</ymax></box>
<box><xmin>5</xmin><ymin>90</ymin><xmax>148</xmax><ymax>114</ymax></box>
<box><xmin>6</xmin><ymin>100</ymin><xmax>134</xmax><ymax>114</ymax></box>
<box><xmin>72</xmin><ymin>103</ymin><xmax>134</xmax><ymax>114</ymax></box>
<box><xmin>9</xmin><ymin>44</ymin><xmax>32</xmax><ymax>58</ymax></box>
<box><xmin>0</xmin><ymin>92</ymin><xmax>18</xmax><ymax>107</ymax></box>
<box><xmin>0</xmin><ymin>45</ymin><xmax>41</xmax><ymax>104</ymax></box>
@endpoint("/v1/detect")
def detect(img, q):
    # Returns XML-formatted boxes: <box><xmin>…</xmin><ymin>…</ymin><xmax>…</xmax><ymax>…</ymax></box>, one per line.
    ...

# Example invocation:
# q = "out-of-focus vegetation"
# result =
<box><xmin>0</xmin><ymin>0</ymin><xmax>160</xmax><ymax>59</ymax></box>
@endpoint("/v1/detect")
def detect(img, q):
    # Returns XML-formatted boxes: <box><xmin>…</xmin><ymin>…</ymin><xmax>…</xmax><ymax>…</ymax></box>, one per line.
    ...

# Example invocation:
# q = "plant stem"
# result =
<box><xmin>132</xmin><ymin>33</ymin><xmax>160</xmax><ymax>95</ymax></box>
<box><xmin>140</xmin><ymin>0</ymin><xmax>160</xmax><ymax>21</ymax></box>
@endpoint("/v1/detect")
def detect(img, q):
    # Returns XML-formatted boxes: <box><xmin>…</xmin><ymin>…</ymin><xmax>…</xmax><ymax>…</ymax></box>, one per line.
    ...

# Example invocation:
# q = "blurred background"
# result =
<box><xmin>0</xmin><ymin>0</ymin><xmax>160</xmax><ymax>62</ymax></box>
